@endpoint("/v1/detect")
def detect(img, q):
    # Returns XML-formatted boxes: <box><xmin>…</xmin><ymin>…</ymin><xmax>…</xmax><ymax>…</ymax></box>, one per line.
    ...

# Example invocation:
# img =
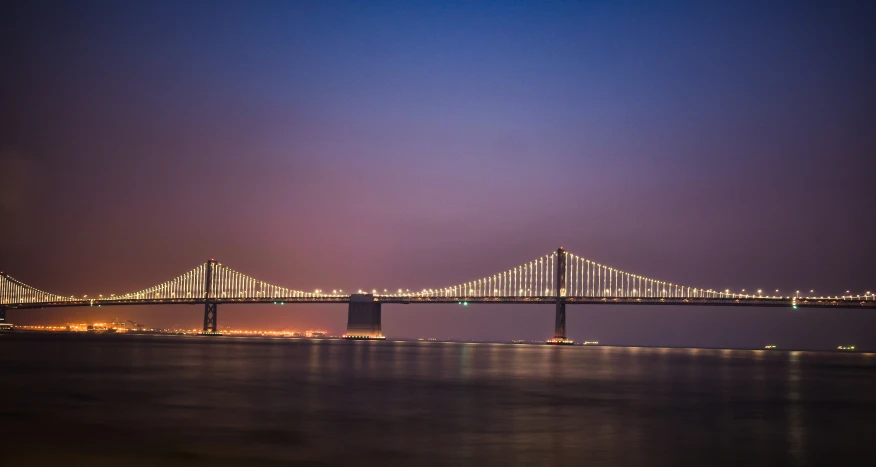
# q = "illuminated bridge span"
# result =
<box><xmin>2</xmin><ymin>248</ymin><xmax>874</xmax><ymax>343</ymax></box>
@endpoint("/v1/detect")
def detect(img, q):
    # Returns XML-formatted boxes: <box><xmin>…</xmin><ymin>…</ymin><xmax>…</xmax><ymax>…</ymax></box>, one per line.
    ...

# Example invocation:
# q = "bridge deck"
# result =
<box><xmin>4</xmin><ymin>296</ymin><xmax>875</xmax><ymax>310</ymax></box>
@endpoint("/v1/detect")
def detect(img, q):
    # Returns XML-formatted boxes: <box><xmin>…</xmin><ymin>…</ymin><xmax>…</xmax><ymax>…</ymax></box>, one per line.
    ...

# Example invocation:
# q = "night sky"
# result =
<box><xmin>2</xmin><ymin>1</ymin><xmax>875</xmax><ymax>349</ymax></box>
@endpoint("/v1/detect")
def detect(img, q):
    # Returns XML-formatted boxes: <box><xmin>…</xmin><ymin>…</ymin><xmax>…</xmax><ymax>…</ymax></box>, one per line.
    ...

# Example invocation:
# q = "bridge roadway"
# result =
<box><xmin>5</xmin><ymin>296</ymin><xmax>876</xmax><ymax>310</ymax></box>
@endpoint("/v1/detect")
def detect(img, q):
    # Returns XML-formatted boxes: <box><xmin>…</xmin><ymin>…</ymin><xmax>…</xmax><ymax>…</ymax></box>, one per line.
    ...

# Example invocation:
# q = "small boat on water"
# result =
<box><xmin>837</xmin><ymin>345</ymin><xmax>856</xmax><ymax>351</ymax></box>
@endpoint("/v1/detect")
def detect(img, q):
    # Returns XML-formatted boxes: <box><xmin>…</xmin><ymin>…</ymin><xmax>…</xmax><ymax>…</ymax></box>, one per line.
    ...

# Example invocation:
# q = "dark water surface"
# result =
<box><xmin>1</xmin><ymin>334</ymin><xmax>874</xmax><ymax>466</ymax></box>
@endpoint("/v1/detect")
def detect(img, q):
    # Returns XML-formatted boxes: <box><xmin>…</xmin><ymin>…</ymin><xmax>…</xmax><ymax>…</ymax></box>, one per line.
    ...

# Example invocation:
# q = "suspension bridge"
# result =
<box><xmin>2</xmin><ymin>248</ymin><xmax>874</xmax><ymax>343</ymax></box>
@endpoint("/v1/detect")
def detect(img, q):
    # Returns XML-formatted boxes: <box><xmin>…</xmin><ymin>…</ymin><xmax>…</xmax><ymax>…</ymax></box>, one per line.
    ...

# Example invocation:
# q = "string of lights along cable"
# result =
<box><xmin>1</xmin><ymin>249</ymin><xmax>874</xmax><ymax>309</ymax></box>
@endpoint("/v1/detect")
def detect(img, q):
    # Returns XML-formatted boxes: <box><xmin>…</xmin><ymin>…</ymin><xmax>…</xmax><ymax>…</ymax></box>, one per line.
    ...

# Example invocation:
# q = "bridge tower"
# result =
<box><xmin>550</xmin><ymin>247</ymin><xmax>572</xmax><ymax>344</ymax></box>
<box><xmin>202</xmin><ymin>259</ymin><xmax>219</xmax><ymax>335</ymax></box>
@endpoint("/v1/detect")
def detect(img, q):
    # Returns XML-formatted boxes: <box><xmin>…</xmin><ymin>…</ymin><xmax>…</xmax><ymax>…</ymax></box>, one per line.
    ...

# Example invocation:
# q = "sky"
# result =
<box><xmin>2</xmin><ymin>0</ymin><xmax>875</xmax><ymax>349</ymax></box>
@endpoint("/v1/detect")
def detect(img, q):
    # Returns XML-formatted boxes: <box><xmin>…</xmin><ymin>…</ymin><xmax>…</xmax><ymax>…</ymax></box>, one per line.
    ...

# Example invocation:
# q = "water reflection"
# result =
<box><xmin>787</xmin><ymin>350</ymin><xmax>805</xmax><ymax>462</ymax></box>
<box><xmin>1</xmin><ymin>335</ymin><xmax>875</xmax><ymax>466</ymax></box>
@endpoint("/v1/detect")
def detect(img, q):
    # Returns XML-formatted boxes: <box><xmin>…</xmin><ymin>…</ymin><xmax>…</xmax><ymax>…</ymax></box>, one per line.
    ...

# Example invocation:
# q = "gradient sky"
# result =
<box><xmin>2</xmin><ymin>0</ymin><xmax>875</xmax><ymax>349</ymax></box>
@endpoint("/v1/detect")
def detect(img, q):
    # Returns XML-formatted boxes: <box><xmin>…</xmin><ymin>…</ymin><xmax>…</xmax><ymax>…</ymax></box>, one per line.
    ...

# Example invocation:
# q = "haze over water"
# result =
<box><xmin>2</xmin><ymin>333</ymin><xmax>874</xmax><ymax>466</ymax></box>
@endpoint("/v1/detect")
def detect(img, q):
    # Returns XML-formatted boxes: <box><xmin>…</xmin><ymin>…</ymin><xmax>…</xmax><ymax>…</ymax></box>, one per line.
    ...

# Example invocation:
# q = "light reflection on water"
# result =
<box><xmin>1</xmin><ymin>334</ymin><xmax>875</xmax><ymax>467</ymax></box>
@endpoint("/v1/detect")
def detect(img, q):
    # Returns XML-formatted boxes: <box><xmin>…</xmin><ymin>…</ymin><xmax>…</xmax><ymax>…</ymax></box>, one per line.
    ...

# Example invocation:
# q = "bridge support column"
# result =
<box><xmin>0</xmin><ymin>306</ymin><xmax>6</xmax><ymax>323</ymax></box>
<box><xmin>203</xmin><ymin>302</ymin><xmax>218</xmax><ymax>334</ymax></box>
<box><xmin>549</xmin><ymin>247</ymin><xmax>573</xmax><ymax>345</ymax></box>
<box><xmin>345</xmin><ymin>294</ymin><xmax>384</xmax><ymax>340</ymax></box>
<box><xmin>554</xmin><ymin>300</ymin><xmax>566</xmax><ymax>340</ymax></box>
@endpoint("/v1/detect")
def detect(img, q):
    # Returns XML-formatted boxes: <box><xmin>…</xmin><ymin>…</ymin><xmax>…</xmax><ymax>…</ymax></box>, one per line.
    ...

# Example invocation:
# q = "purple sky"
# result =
<box><xmin>2</xmin><ymin>1</ymin><xmax>875</xmax><ymax>349</ymax></box>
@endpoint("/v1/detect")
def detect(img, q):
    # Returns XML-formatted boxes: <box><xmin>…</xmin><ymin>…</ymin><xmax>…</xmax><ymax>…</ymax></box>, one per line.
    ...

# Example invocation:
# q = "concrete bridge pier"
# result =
<box><xmin>345</xmin><ymin>294</ymin><xmax>384</xmax><ymax>339</ymax></box>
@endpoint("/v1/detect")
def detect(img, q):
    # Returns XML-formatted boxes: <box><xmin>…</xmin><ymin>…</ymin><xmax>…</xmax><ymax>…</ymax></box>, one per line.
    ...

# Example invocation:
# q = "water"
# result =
<box><xmin>1</xmin><ymin>334</ymin><xmax>874</xmax><ymax>466</ymax></box>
